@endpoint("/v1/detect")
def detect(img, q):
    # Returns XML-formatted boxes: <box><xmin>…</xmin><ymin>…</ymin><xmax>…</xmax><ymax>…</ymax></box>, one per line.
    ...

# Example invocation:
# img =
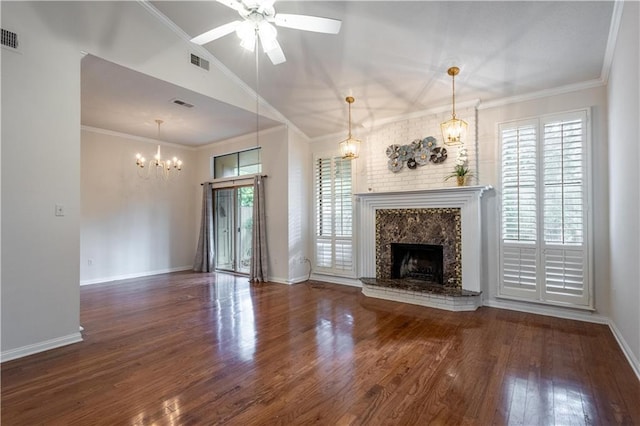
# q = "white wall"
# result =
<box><xmin>287</xmin><ymin>129</ymin><xmax>312</xmax><ymax>283</ymax></box>
<box><xmin>80</xmin><ymin>129</ymin><xmax>197</xmax><ymax>284</ymax></box>
<box><xmin>477</xmin><ymin>86</ymin><xmax>610</xmax><ymax>315</ymax></box>
<box><xmin>1</xmin><ymin>2</ymin><xmax>82</xmax><ymax>358</ymax></box>
<box><xmin>193</xmin><ymin>126</ymin><xmax>291</xmax><ymax>283</ymax></box>
<box><xmin>607</xmin><ymin>1</ymin><xmax>640</xmax><ymax>370</ymax></box>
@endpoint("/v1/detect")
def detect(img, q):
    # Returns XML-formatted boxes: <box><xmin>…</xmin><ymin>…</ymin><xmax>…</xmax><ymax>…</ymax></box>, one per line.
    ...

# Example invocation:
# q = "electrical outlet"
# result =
<box><xmin>87</xmin><ymin>259</ymin><xmax>93</xmax><ymax>266</ymax></box>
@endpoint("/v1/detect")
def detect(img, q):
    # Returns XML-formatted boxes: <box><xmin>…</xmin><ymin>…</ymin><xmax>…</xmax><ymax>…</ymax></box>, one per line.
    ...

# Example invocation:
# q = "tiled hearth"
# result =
<box><xmin>356</xmin><ymin>186</ymin><xmax>492</xmax><ymax>311</ymax></box>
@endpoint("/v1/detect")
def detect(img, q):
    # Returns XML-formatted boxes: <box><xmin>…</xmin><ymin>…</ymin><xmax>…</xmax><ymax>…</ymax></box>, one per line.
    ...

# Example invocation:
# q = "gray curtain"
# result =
<box><xmin>250</xmin><ymin>175</ymin><xmax>268</xmax><ymax>282</ymax></box>
<box><xmin>193</xmin><ymin>183</ymin><xmax>214</xmax><ymax>272</ymax></box>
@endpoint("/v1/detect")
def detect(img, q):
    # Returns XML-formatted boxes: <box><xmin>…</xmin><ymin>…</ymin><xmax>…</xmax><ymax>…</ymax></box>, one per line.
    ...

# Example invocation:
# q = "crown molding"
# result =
<box><xmin>195</xmin><ymin>123</ymin><xmax>288</xmax><ymax>151</ymax></box>
<box><xmin>311</xmin><ymin>99</ymin><xmax>480</xmax><ymax>144</ymax></box>
<box><xmin>600</xmin><ymin>0</ymin><xmax>625</xmax><ymax>84</ymax></box>
<box><xmin>81</xmin><ymin>126</ymin><xmax>199</xmax><ymax>151</ymax></box>
<box><xmin>312</xmin><ymin>77</ymin><xmax>606</xmax><ymax>143</ymax></box>
<box><xmin>477</xmin><ymin>79</ymin><xmax>606</xmax><ymax>110</ymax></box>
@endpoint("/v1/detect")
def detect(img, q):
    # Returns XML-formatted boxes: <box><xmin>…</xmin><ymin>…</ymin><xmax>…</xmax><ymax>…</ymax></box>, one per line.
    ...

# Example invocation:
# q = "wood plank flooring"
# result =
<box><xmin>2</xmin><ymin>271</ymin><xmax>639</xmax><ymax>425</ymax></box>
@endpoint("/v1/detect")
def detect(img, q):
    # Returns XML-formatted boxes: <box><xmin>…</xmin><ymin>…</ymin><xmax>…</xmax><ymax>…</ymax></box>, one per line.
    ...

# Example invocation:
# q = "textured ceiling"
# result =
<box><xmin>83</xmin><ymin>1</ymin><xmax>615</xmax><ymax>145</ymax></box>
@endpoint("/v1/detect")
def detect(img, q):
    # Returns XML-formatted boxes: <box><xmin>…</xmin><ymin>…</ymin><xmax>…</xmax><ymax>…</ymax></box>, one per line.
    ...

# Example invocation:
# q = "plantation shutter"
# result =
<box><xmin>499</xmin><ymin>110</ymin><xmax>591</xmax><ymax>308</ymax></box>
<box><xmin>541</xmin><ymin>112</ymin><xmax>588</xmax><ymax>305</ymax></box>
<box><xmin>314</xmin><ymin>156</ymin><xmax>354</xmax><ymax>274</ymax></box>
<box><xmin>315</xmin><ymin>158</ymin><xmax>333</xmax><ymax>268</ymax></box>
<box><xmin>501</xmin><ymin>125</ymin><xmax>537</xmax><ymax>242</ymax></box>
<box><xmin>500</xmin><ymin>122</ymin><xmax>539</xmax><ymax>298</ymax></box>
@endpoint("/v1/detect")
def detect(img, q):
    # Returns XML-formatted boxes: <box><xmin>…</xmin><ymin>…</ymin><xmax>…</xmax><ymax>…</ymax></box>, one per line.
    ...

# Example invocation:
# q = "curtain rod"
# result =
<box><xmin>201</xmin><ymin>174</ymin><xmax>268</xmax><ymax>186</ymax></box>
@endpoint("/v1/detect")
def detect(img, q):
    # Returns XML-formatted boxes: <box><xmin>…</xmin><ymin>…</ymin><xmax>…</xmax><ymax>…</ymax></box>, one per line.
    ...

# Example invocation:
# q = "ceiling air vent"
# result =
<box><xmin>1</xmin><ymin>28</ymin><xmax>19</xmax><ymax>50</ymax></box>
<box><xmin>190</xmin><ymin>53</ymin><xmax>209</xmax><ymax>71</ymax></box>
<box><xmin>171</xmin><ymin>98</ymin><xmax>194</xmax><ymax>108</ymax></box>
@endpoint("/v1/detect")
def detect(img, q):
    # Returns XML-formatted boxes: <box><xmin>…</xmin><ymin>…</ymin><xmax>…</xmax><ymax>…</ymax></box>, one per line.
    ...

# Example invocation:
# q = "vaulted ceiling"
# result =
<box><xmin>81</xmin><ymin>1</ymin><xmax>615</xmax><ymax>146</ymax></box>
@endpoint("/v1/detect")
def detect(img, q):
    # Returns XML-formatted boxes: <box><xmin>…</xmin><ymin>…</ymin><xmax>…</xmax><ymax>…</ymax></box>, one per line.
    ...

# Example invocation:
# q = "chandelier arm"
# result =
<box><xmin>134</xmin><ymin>119</ymin><xmax>183</xmax><ymax>179</ymax></box>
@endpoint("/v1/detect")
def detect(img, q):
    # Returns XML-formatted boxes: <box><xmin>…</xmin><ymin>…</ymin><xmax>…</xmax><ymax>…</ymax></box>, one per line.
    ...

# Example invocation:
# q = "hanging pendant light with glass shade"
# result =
<box><xmin>440</xmin><ymin>66</ymin><xmax>468</xmax><ymax>145</ymax></box>
<box><xmin>339</xmin><ymin>96</ymin><xmax>361</xmax><ymax>159</ymax></box>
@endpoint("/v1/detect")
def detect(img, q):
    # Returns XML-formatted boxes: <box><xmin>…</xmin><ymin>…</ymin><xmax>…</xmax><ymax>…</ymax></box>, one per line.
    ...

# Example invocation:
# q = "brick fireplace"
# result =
<box><xmin>356</xmin><ymin>186</ymin><xmax>492</xmax><ymax>311</ymax></box>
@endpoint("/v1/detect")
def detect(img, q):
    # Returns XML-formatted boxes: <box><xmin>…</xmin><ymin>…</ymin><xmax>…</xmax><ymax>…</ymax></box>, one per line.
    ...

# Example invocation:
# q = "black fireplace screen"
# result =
<box><xmin>391</xmin><ymin>243</ymin><xmax>443</xmax><ymax>284</ymax></box>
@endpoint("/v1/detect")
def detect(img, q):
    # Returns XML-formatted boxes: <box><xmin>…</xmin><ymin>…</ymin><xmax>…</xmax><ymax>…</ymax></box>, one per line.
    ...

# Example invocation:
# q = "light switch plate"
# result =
<box><xmin>55</xmin><ymin>204</ymin><xmax>65</xmax><ymax>216</ymax></box>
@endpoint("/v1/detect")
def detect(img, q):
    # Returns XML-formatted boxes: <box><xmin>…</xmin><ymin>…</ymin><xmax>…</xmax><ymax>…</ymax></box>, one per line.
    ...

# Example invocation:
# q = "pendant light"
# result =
<box><xmin>339</xmin><ymin>96</ymin><xmax>361</xmax><ymax>159</ymax></box>
<box><xmin>440</xmin><ymin>66</ymin><xmax>468</xmax><ymax>145</ymax></box>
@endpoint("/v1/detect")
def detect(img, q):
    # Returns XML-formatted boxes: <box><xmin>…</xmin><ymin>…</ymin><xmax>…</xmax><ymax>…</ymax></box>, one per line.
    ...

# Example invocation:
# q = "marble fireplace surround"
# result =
<box><xmin>376</xmin><ymin>208</ymin><xmax>461</xmax><ymax>285</ymax></box>
<box><xmin>356</xmin><ymin>186</ymin><xmax>492</xmax><ymax>310</ymax></box>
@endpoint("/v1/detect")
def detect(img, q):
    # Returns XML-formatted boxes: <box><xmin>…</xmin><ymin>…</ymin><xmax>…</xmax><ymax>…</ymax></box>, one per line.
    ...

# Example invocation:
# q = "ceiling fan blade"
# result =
<box><xmin>264</xmin><ymin>39</ymin><xmax>286</xmax><ymax>65</ymax></box>
<box><xmin>190</xmin><ymin>21</ymin><xmax>242</xmax><ymax>45</ymax></box>
<box><xmin>215</xmin><ymin>0</ymin><xmax>246</xmax><ymax>12</ymax></box>
<box><xmin>274</xmin><ymin>14</ymin><xmax>341</xmax><ymax>34</ymax></box>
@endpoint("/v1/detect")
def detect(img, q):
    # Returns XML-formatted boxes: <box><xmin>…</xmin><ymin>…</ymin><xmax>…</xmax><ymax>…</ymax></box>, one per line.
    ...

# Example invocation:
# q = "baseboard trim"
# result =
<box><xmin>287</xmin><ymin>274</ymin><xmax>310</xmax><ymax>285</ymax></box>
<box><xmin>482</xmin><ymin>299</ymin><xmax>609</xmax><ymax>324</ymax></box>
<box><xmin>608</xmin><ymin>319</ymin><xmax>640</xmax><ymax>381</ymax></box>
<box><xmin>80</xmin><ymin>266</ymin><xmax>192</xmax><ymax>286</ymax></box>
<box><xmin>309</xmin><ymin>273</ymin><xmax>362</xmax><ymax>288</ymax></box>
<box><xmin>1</xmin><ymin>332</ymin><xmax>83</xmax><ymax>363</ymax></box>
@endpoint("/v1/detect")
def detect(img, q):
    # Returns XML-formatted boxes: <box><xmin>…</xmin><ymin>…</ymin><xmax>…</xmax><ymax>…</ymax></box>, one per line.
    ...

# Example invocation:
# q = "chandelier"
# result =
<box><xmin>135</xmin><ymin>119</ymin><xmax>183</xmax><ymax>179</ymax></box>
<box><xmin>339</xmin><ymin>96</ymin><xmax>361</xmax><ymax>159</ymax></box>
<box><xmin>440</xmin><ymin>66</ymin><xmax>468</xmax><ymax>145</ymax></box>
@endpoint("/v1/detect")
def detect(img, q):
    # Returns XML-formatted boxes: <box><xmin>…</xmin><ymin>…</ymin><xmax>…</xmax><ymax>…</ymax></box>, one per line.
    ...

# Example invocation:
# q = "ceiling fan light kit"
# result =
<box><xmin>190</xmin><ymin>0</ymin><xmax>342</xmax><ymax>65</ymax></box>
<box><xmin>441</xmin><ymin>66</ymin><xmax>468</xmax><ymax>145</ymax></box>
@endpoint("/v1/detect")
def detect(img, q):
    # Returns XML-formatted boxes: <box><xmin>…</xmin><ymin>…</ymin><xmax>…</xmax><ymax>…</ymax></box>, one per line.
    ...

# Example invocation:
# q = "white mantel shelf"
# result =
<box><xmin>354</xmin><ymin>185</ymin><xmax>493</xmax><ymax>199</ymax></box>
<box><xmin>355</xmin><ymin>185</ymin><xmax>493</xmax><ymax>310</ymax></box>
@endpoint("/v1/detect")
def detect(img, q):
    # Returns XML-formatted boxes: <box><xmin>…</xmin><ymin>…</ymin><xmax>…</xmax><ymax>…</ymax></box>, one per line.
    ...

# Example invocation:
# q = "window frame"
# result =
<box><xmin>211</xmin><ymin>147</ymin><xmax>262</xmax><ymax>179</ymax></box>
<box><xmin>497</xmin><ymin>108</ymin><xmax>594</xmax><ymax>309</ymax></box>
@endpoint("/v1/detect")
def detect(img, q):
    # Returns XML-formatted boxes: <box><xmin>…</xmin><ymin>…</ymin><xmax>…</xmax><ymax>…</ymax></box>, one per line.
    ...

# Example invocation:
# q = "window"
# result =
<box><xmin>213</xmin><ymin>148</ymin><xmax>261</xmax><ymax>179</ymax></box>
<box><xmin>314</xmin><ymin>155</ymin><xmax>354</xmax><ymax>275</ymax></box>
<box><xmin>499</xmin><ymin>110</ymin><xmax>591</xmax><ymax>308</ymax></box>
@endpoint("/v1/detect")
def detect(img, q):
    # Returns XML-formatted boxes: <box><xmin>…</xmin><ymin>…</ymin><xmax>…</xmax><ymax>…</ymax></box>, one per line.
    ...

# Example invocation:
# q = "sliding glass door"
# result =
<box><xmin>214</xmin><ymin>186</ymin><xmax>253</xmax><ymax>274</ymax></box>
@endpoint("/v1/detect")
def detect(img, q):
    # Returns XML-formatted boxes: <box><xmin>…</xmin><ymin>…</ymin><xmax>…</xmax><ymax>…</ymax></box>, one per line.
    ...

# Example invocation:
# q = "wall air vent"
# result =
<box><xmin>1</xmin><ymin>28</ymin><xmax>19</xmax><ymax>50</ymax></box>
<box><xmin>171</xmin><ymin>98</ymin><xmax>194</xmax><ymax>108</ymax></box>
<box><xmin>190</xmin><ymin>53</ymin><xmax>209</xmax><ymax>71</ymax></box>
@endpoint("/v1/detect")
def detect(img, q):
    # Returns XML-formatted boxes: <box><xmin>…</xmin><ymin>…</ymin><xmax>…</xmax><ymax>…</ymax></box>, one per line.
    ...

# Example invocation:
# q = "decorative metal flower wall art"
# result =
<box><xmin>386</xmin><ymin>136</ymin><xmax>447</xmax><ymax>172</ymax></box>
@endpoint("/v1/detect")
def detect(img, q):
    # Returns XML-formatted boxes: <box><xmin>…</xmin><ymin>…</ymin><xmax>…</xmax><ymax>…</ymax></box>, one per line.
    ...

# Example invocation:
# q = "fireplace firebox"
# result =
<box><xmin>391</xmin><ymin>243</ymin><xmax>443</xmax><ymax>284</ymax></box>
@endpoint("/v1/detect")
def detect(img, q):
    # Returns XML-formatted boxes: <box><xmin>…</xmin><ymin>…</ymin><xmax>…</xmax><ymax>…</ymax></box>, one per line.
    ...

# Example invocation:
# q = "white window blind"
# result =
<box><xmin>314</xmin><ymin>156</ymin><xmax>354</xmax><ymax>274</ymax></box>
<box><xmin>499</xmin><ymin>111</ymin><xmax>591</xmax><ymax>308</ymax></box>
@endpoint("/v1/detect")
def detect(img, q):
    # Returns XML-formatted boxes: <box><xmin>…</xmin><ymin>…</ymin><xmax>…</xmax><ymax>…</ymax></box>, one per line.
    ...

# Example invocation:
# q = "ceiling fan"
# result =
<box><xmin>190</xmin><ymin>0</ymin><xmax>342</xmax><ymax>65</ymax></box>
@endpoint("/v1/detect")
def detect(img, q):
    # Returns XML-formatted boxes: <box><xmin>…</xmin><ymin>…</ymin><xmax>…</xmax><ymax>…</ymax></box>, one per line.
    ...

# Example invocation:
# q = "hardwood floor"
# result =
<box><xmin>2</xmin><ymin>271</ymin><xmax>639</xmax><ymax>425</ymax></box>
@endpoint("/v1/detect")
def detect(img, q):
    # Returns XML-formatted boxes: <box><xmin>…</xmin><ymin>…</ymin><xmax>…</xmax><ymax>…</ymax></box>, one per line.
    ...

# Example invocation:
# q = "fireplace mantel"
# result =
<box><xmin>355</xmin><ymin>186</ymin><xmax>493</xmax><ymax>295</ymax></box>
<box><xmin>355</xmin><ymin>185</ymin><xmax>493</xmax><ymax>200</ymax></box>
